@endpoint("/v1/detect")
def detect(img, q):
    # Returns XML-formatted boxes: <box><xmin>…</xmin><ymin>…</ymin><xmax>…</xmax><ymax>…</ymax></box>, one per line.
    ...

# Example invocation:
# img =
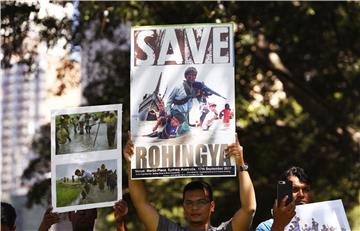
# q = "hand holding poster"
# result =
<box><xmin>51</xmin><ymin>104</ymin><xmax>122</xmax><ymax>213</ymax></box>
<box><xmin>285</xmin><ymin>200</ymin><xmax>351</xmax><ymax>231</ymax></box>
<box><xmin>130</xmin><ymin>23</ymin><xmax>236</xmax><ymax>179</ymax></box>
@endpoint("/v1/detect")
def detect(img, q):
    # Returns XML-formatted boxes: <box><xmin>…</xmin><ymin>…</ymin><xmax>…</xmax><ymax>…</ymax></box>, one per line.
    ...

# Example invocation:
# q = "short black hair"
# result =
<box><xmin>184</xmin><ymin>67</ymin><xmax>197</xmax><ymax>76</ymax></box>
<box><xmin>1</xmin><ymin>202</ymin><xmax>16</xmax><ymax>228</ymax></box>
<box><xmin>172</xmin><ymin>111</ymin><xmax>185</xmax><ymax>124</ymax></box>
<box><xmin>183</xmin><ymin>180</ymin><xmax>213</xmax><ymax>202</ymax></box>
<box><xmin>282</xmin><ymin>166</ymin><xmax>311</xmax><ymax>184</ymax></box>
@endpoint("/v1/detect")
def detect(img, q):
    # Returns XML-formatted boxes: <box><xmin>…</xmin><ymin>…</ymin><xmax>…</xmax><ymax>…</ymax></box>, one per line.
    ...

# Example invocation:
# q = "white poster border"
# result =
<box><xmin>285</xmin><ymin>199</ymin><xmax>351</xmax><ymax>231</ymax></box>
<box><xmin>51</xmin><ymin>104</ymin><xmax>122</xmax><ymax>213</ymax></box>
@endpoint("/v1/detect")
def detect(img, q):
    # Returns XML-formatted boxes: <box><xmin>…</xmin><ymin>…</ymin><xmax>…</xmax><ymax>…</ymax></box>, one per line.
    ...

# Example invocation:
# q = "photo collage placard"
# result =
<box><xmin>51</xmin><ymin>104</ymin><xmax>122</xmax><ymax>212</ymax></box>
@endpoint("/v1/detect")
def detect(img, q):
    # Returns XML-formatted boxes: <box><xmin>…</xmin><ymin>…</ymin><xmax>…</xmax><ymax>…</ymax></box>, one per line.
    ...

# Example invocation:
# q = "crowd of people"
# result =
<box><xmin>1</xmin><ymin>131</ymin><xmax>317</xmax><ymax>231</ymax></box>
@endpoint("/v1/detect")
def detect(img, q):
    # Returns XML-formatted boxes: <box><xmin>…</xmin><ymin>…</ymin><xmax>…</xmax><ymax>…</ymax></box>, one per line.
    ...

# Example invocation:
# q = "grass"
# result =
<box><xmin>56</xmin><ymin>181</ymin><xmax>82</xmax><ymax>207</ymax></box>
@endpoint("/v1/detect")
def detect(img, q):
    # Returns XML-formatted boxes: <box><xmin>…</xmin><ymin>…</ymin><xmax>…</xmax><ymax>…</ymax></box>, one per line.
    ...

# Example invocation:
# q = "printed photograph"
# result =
<box><xmin>132</xmin><ymin>66</ymin><xmax>235</xmax><ymax>145</ymax></box>
<box><xmin>55</xmin><ymin>110</ymin><xmax>118</xmax><ymax>154</ymax></box>
<box><xmin>55</xmin><ymin>160</ymin><xmax>118</xmax><ymax>208</ymax></box>
<box><xmin>285</xmin><ymin>200</ymin><xmax>351</xmax><ymax>231</ymax></box>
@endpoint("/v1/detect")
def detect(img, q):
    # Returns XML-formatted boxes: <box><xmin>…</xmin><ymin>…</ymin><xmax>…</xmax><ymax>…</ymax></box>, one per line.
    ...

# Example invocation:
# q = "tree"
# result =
<box><xmin>78</xmin><ymin>2</ymin><xmax>360</xmax><ymax>229</ymax></box>
<box><xmin>11</xmin><ymin>1</ymin><xmax>360</xmax><ymax>230</ymax></box>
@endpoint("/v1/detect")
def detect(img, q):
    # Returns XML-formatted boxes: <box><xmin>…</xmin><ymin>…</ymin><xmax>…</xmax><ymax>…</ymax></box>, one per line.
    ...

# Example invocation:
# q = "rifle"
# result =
<box><xmin>93</xmin><ymin>122</ymin><xmax>101</xmax><ymax>148</ymax></box>
<box><xmin>192</xmin><ymin>81</ymin><xmax>226</xmax><ymax>99</ymax></box>
<box><xmin>172</xmin><ymin>81</ymin><xmax>226</xmax><ymax>105</ymax></box>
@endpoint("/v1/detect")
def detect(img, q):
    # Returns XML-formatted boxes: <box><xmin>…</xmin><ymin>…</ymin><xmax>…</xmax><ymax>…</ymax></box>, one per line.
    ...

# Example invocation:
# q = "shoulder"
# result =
<box><xmin>214</xmin><ymin>219</ymin><xmax>233</xmax><ymax>231</ymax></box>
<box><xmin>255</xmin><ymin>218</ymin><xmax>274</xmax><ymax>231</ymax></box>
<box><xmin>172</xmin><ymin>84</ymin><xmax>183</xmax><ymax>91</ymax></box>
<box><xmin>168</xmin><ymin>85</ymin><xmax>181</xmax><ymax>96</ymax></box>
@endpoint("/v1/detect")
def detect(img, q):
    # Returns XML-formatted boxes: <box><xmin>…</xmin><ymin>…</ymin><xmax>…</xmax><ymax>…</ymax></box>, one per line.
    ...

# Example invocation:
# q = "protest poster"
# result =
<box><xmin>285</xmin><ymin>200</ymin><xmax>351</xmax><ymax>231</ymax></box>
<box><xmin>130</xmin><ymin>23</ymin><xmax>236</xmax><ymax>179</ymax></box>
<box><xmin>51</xmin><ymin>104</ymin><xmax>122</xmax><ymax>213</ymax></box>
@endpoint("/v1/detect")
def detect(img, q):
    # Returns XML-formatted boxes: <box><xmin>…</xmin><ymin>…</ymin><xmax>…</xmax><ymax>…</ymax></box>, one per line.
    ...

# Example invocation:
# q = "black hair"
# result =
<box><xmin>183</xmin><ymin>180</ymin><xmax>213</xmax><ymax>202</ymax></box>
<box><xmin>282</xmin><ymin>166</ymin><xmax>311</xmax><ymax>184</ymax></box>
<box><xmin>75</xmin><ymin>169</ymin><xmax>82</xmax><ymax>176</ymax></box>
<box><xmin>184</xmin><ymin>67</ymin><xmax>197</xmax><ymax>76</ymax></box>
<box><xmin>1</xmin><ymin>202</ymin><xmax>16</xmax><ymax>228</ymax></box>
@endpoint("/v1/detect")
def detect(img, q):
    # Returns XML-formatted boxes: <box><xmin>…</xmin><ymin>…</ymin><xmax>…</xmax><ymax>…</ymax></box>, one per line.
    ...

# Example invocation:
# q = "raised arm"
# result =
<box><xmin>227</xmin><ymin>135</ymin><xmax>256</xmax><ymax>231</ymax></box>
<box><xmin>124</xmin><ymin>131</ymin><xmax>159</xmax><ymax>231</ymax></box>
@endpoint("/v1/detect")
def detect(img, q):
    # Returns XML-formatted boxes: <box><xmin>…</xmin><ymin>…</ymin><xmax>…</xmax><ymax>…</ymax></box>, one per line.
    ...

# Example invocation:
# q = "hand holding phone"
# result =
<box><xmin>277</xmin><ymin>180</ymin><xmax>293</xmax><ymax>207</ymax></box>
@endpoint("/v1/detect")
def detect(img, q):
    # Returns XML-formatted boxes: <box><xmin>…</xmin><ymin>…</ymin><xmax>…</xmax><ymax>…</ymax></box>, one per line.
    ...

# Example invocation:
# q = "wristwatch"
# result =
<box><xmin>237</xmin><ymin>163</ymin><xmax>249</xmax><ymax>172</ymax></box>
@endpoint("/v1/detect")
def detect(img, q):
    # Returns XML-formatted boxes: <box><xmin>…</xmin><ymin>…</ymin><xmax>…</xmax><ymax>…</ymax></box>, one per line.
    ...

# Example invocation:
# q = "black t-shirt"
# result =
<box><xmin>157</xmin><ymin>215</ymin><xmax>233</xmax><ymax>231</ymax></box>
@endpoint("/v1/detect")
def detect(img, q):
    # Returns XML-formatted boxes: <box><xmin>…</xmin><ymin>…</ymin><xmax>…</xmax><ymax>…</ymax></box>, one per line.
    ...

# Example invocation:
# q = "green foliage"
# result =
<box><xmin>1</xmin><ymin>1</ymin><xmax>37</xmax><ymax>68</ymax></box>
<box><xmin>56</xmin><ymin>181</ymin><xmax>82</xmax><ymax>207</ymax></box>
<box><xmin>7</xmin><ymin>1</ymin><xmax>359</xmax><ymax>230</ymax></box>
<box><xmin>25</xmin><ymin>179</ymin><xmax>51</xmax><ymax>208</ymax></box>
<box><xmin>348</xmin><ymin>192</ymin><xmax>360</xmax><ymax>229</ymax></box>
<box><xmin>1</xmin><ymin>1</ymin><xmax>72</xmax><ymax>69</ymax></box>
<box><xmin>80</xmin><ymin>2</ymin><xmax>360</xmax><ymax>229</ymax></box>
<box><xmin>22</xmin><ymin>124</ymin><xmax>52</xmax><ymax>208</ymax></box>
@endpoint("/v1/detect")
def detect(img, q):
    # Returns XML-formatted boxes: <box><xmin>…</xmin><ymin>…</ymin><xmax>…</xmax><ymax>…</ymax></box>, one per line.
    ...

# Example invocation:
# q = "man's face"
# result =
<box><xmin>288</xmin><ymin>175</ymin><xmax>311</xmax><ymax>205</ymax></box>
<box><xmin>185</xmin><ymin>73</ymin><xmax>196</xmax><ymax>83</ymax></box>
<box><xmin>183</xmin><ymin>189</ymin><xmax>214</xmax><ymax>226</ymax></box>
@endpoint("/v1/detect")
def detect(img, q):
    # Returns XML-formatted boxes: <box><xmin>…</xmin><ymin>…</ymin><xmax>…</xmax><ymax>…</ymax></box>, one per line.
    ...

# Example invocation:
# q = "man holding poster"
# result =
<box><xmin>124</xmin><ymin>132</ymin><xmax>256</xmax><ymax>231</ymax></box>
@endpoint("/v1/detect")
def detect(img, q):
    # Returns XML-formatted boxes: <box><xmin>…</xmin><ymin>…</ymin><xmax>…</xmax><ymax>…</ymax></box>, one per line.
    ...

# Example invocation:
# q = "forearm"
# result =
<box><xmin>128</xmin><ymin>167</ymin><xmax>148</xmax><ymax>207</ymax></box>
<box><xmin>38</xmin><ymin>223</ymin><xmax>51</xmax><ymax>231</ymax></box>
<box><xmin>238</xmin><ymin>171</ymin><xmax>256</xmax><ymax>214</ymax></box>
<box><xmin>234</xmin><ymin>142</ymin><xmax>256</xmax><ymax>214</ymax></box>
<box><xmin>229</xmin><ymin>139</ymin><xmax>257</xmax><ymax>231</ymax></box>
<box><xmin>129</xmin><ymin>179</ymin><xmax>149</xmax><ymax>207</ymax></box>
<box><xmin>231</xmin><ymin>170</ymin><xmax>257</xmax><ymax>231</ymax></box>
<box><xmin>127</xmin><ymin>164</ymin><xmax>159</xmax><ymax>231</ymax></box>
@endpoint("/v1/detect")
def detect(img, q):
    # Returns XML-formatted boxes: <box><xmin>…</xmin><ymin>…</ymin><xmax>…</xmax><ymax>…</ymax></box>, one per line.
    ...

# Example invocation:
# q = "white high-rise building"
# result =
<box><xmin>1</xmin><ymin>64</ymin><xmax>46</xmax><ymax>197</ymax></box>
